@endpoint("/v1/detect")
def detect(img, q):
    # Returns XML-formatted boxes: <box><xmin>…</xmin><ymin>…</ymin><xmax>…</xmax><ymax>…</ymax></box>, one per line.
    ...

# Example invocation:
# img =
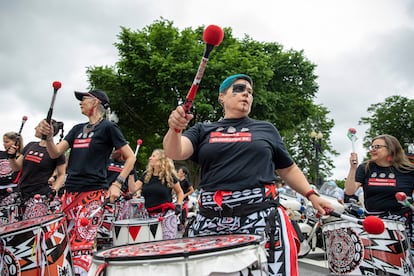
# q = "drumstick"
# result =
<box><xmin>347</xmin><ymin>128</ymin><xmax>357</xmax><ymax>164</ymax></box>
<box><xmin>80</xmin><ymin>198</ymin><xmax>110</xmax><ymax>226</ymax></box>
<box><xmin>175</xmin><ymin>24</ymin><xmax>224</xmax><ymax>133</ymax></box>
<box><xmin>134</xmin><ymin>139</ymin><xmax>142</xmax><ymax>157</ymax></box>
<box><xmin>395</xmin><ymin>192</ymin><xmax>414</xmax><ymax>211</ymax></box>
<box><xmin>324</xmin><ymin>208</ymin><xmax>385</xmax><ymax>234</ymax></box>
<box><xmin>15</xmin><ymin>115</ymin><xmax>28</xmax><ymax>146</ymax></box>
<box><xmin>42</xmin><ymin>81</ymin><xmax>62</xmax><ymax>140</ymax></box>
<box><xmin>157</xmin><ymin>211</ymin><xmax>175</xmax><ymax>222</ymax></box>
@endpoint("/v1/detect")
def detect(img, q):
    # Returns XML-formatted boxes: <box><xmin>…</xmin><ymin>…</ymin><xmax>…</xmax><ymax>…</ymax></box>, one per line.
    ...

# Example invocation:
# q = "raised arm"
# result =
<box><xmin>163</xmin><ymin>105</ymin><xmax>194</xmax><ymax>160</ymax></box>
<box><xmin>344</xmin><ymin>152</ymin><xmax>361</xmax><ymax>196</ymax></box>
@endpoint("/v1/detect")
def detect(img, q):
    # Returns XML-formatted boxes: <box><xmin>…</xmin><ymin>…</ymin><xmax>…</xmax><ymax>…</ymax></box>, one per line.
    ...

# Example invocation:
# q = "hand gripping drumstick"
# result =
<box><xmin>395</xmin><ymin>192</ymin><xmax>414</xmax><ymax>211</ymax></box>
<box><xmin>80</xmin><ymin>198</ymin><xmax>111</xmax><ymax>226</ymax></box>
<box><xmin>175</xmin><ymin>24</ymin><xmax>224</xmax><ymax>133</ymax></box>
<box><xmin>42</xmin><ymin>81</ymin><xmax>62</xmax><ymax>140</ymax></box>
<box><xmin>15</xmin><ymin>115</ymin><xmax>28</xmax><ymax>146</ymax></box>
<box><xmin>347</xmin><ymin>128</ymin><xmax>358</xmax><ymax>164</ymax></box>
<box><xmin>324</xmin><ymin>208</ymin><xmax>385</xmax><ymax>234</ymax></box>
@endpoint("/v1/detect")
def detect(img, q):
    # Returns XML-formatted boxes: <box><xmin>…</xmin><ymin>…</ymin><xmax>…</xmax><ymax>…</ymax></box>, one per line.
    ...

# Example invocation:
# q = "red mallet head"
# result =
<box><xmin>80</xmin><ymin>217</ymin><xmax>89</xmax><ymax>226</ymax></box>
<box><xmin>348</xmin><ymin>127</ymin><xmax>357</xmax><ymax>134</ymax></box>
<box><xmin>22</xmin><ymin>115</ymin><xmax>28</xmax><ymax>122</ymax></box>
<box><xmin>203</xmin><ymin>25</ymin><xmax>224</xmax><ymax>46</ymax></box>
<box><xmin>34</xmin><ymin>194</ymin><xmax>41</xmax><ymax>200</ymax></box>
<box><xmin>395</xmin><ymin>192</ymin><xmax>407</xmax><ymax>202</ymax></box>
<box><xmin>137</xmin><ymin>139</ymin><xmax>143</xmax><ymax>145</ymax></box>
<box><xmin>363</xmin><ymin>216</ymin><xmax>385</xmax><ymax>235</ymax></box>
<box><xmin>52</xmin><ymin>81</ymin><xmax>62</xmax><ymax>90</ymax></box>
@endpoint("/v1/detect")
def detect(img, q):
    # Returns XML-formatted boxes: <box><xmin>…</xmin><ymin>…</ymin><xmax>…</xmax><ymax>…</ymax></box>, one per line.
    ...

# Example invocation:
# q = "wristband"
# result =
<box><xmin>7</xmin><ymin>152</ymin><xmax>16</xmax><ymax>159</ymax></box>
<box><xmin>116</xmin><ymin>175</ymin><xmax>125</xmax><ymax>185</ymax></box>
<box><xmin>305</xmin><ymin>189</ymin><xmax>320</xmax><ymax>200</ymax></box>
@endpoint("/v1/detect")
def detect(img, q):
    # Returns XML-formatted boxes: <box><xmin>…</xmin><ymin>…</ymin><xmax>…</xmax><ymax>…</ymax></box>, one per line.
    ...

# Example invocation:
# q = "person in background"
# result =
<box><xmin>39</xmin><ymin>89</ymin><xmax>136</xmax><ymax>275</ymax></box>
<box><xmin>0</xmin><ymin>131</ymin><xmax>24</xmax><ymax>199</ymax></box>
<box><xmin>320</xmin><ymin>180</ymin><xmax>344</xmax><ymax>204</ymax></box>
<box><xmin>177</xmin><ymin>166</ymin><xmax>194</xmax><ymax>200</ymax></box>
<box><xmin>344</xmin><ymin>134</ymin><xmax>414</xmax><ymax>257</ymax></box>
<box><xmin>0</xmin><ymin>131</ymin><xmax>24</xmax><ymax>224</ymax></box>
<box><xmin>107</xmin><ymin>148</ymin><xmax>137</xmax><ymax>193</ymax></box>
<box><xmin>177</xmin><ymin>166</ymin><xmax>194</xmax><ymax>231</ymax></box>
<box><xmin>107</xmin><ymin>148</ymin><xmax>138</xmax><ymax>219</ymax></box>
<box><xmin>128</xmin><ymin>149</ymin><xmax>184</xmax><ymax>239</ymax></box>
<box><xmin>8</xmin><ymin>119</ymin><xmax>66</xmax><ymax>219</ymax></box>
<box><xmin>163</xmin><ymin>73</ymin><xmax>331</xmax><ymax>275</ymax></box>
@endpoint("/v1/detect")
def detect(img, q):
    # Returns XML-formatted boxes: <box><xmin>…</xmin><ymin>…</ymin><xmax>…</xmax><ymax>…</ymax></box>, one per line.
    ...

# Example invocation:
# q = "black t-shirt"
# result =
<box><xmin>179</xmin><ymin>178</ymin><xmax>192</xmax><ymax>200</ymax></box>
<box><xmin>107</xmin><ymin>158</ymin><xmax>137</xmax><ymax>192</ymax></box>
<box><xmin>64</xmin><ymin>120</ymin><xmax>127</xmax><ymax>192</ymax></box>
<box><xmin>141</xmin><ymin>173</ymin><xmax>179</xmax><ymax>209</ymax></box>
<box><xmin>19</xmin><ymin>142</ymin><xmax>66</xmax><ymax>196</ymax></box>
<box><xmin>356</xmin><ymin>162</ymin><xmax>414</xmax><ymax>213</ymax></box>
<box><xmin>0</xmin><ymin>151</ymin><xmax>19</xmax><ymax>187</ymax></box>
<box><xmin>183</xmin><ymin>117</ymin><xmax>293</xmax><ymax>191</ymax></box>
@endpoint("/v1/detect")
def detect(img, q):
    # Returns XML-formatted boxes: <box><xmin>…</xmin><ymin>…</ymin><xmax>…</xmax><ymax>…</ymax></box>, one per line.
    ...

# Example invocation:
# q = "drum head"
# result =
<box><xmin>0</xmin><ymin>213</ymin><xmax>64</xmax><ymax>234</ymax></box>
<box><xmin>113</xmin><ymin>217</ymin><xmax>159</xmax><ymax>226</ymax></box>
<box><xmin>94</xmin><ymin>234</ymin><xmax>263</xmax><ymax>261</ymax></box>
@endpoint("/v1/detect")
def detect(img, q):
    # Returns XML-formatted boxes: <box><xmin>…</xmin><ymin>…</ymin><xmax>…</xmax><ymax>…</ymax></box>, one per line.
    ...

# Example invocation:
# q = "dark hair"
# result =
<box><xmin>52</xmin><ymin>120</ymin><xmax>64</xmax><ymax>137</ymax></box>
<box><xmin>179</xmin><ymin>166</ymin><xmax>189</xmax><ymax>176</ymax></box>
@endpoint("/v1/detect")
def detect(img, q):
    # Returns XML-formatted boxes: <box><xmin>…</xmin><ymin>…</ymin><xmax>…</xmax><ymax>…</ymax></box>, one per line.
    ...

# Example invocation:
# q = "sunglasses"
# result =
<box><xmin>370</xmin><ymin>144</ymin><xmax>388</xmax><ymax>150</ymax></box>
<box><xmin>232</xmin><ymin>84</ymin><xmax>253</xmax><ymax>94</ymax></box>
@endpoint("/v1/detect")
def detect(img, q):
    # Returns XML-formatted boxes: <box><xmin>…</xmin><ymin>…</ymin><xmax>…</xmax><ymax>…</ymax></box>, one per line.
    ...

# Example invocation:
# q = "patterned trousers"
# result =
<box><xmin>189</xmin><ymin>188</ymin><xmax>299</xmax><ymax>276</ymax></box>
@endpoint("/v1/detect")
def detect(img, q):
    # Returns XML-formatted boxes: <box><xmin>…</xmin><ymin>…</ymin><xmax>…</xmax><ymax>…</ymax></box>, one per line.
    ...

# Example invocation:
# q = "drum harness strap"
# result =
<box><xmin>199</xmin><ymin>200</ymin><xmax>278</xmax><ymax>218</ymax></box>
<box><xmin>198</xmin><ymin>185</ymin><xmax>280</xmax><ymax>263</ymax></box>
<box><xmin>265</xmin><ymin>209</ymin><xmax>277</xmax><ymax>263</ymax></box>
<box><xmin>199</xmin><ymin>184</ymin><xmax>279</xmax><ymax>219</ymax></box>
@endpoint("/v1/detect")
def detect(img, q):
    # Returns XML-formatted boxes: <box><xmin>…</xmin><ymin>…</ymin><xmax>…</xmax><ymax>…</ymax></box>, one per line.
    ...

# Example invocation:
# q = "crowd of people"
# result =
<box><xmin>1</xmin><ymin>74</ymin><xmax>413</xmax><ymax>275</ymax></box>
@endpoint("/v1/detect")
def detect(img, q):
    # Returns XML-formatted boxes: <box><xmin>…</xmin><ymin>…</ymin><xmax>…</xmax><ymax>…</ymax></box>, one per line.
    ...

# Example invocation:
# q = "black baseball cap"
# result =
<box><xmin>74</xmin><ymin>89</ymin><xmax>110</xmax><ymax>109</ymax></box>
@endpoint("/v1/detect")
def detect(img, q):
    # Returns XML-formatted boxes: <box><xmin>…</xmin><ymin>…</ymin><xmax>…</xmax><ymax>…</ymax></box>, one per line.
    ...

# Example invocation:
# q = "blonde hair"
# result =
<box><xmin>144</xmin><ymin>149</ymin><xmax>177</xmax><ymax>188</ymax></box>
<box><xmin>366</xmin><ymin>134</ymin><xmax>414</xmax><ymax>173</ymax></box>
<box><xmin>3</xmin><ymin>131</ymin><xmax>24</xmax><ymax>153</ymax></box>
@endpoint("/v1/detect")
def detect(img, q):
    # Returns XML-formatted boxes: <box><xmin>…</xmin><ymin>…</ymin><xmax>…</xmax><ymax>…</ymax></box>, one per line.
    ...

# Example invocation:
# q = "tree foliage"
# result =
<box><xmin>359</xmin><ymin>95</ymin><xmax>414</xmax><ymax>154</ymax></box>
<box><xmin>85</xmin><ymin>18</ymin><xmax>336</xmax><ymax>182</ymax></box>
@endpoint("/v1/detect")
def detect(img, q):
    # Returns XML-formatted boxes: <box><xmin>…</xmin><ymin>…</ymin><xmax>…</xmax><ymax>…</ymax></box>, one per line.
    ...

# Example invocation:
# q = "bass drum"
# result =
<box><xmin>0</xmin><ymin>213</ymin><xmax>73</xmax><ymax>275</ymax></box>
<box><xmin>89</xmin><ymin>234</ymin><xmax>268</xmax><ymax>276</ymax></box>
<box><xmin>322</xmin><ymin>218</ymin><xmax>414</xmax><ymax>275</ymax></box>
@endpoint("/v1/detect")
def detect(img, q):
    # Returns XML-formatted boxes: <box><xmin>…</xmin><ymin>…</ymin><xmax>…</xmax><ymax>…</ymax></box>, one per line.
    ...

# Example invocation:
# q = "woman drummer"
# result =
<box><xmin>8</xmin><ymin>120</ymin><xmax>66</xmax><ymax>219</ymax></box>
<box><xmin>128</xmin><ymin>149</ymin><xmax>184</xmax><ymax>239</ymax></box>
<box><xmin>39</xmin><ymin>89</ymin><xmax>136</xmax><ymax>275</ymax></box>
<box><xmin>345</xmin><ymin>134</ymin><xmax>414</xmax><ymax>258</ymax></box>
<box><xmin>163</xmin><ymin>73</ymin><xmax>331</xmax><ymax>275</ymax></box>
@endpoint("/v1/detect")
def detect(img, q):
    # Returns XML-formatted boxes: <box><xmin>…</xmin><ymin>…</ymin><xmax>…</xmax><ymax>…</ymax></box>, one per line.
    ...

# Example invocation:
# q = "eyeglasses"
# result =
<box><xmin>232</xmin><ymin>84</ymin><xmax>253</xmax><ymax>94</ymax></box>
<box><xmin>370</xmin><ymin>144</ymin><xmax>388</xmax><ymax>150</ymax></box>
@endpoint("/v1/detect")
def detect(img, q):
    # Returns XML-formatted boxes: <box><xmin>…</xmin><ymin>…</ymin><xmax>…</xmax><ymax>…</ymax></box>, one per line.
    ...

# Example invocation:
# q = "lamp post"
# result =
<box><xmin>310</xmin><ymin>130</ymin><xmax>323</xmax><ymax>188</ymax></box>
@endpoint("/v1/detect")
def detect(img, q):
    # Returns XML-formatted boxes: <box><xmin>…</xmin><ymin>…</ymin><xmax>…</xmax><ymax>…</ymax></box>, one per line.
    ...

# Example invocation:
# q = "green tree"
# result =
<box><xmin>85</xmin><ymin>18</ymin><xmax>336</xmax><ymax>181</ymax></box>
<box><xmin>359</xmin><ymin>95</ymin><xmax>414</xmax><ymax>154</ymax></box>
<box><xmin>283</xmin><ymin>104</ymin><xmax>338</xmax><ymax>185</ymax></box>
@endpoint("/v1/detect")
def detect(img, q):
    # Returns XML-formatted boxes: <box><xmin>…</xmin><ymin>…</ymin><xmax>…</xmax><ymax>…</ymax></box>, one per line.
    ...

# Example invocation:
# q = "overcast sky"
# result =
<box><xmin>1</xmin><ymin>0</ymin><xmax>413</xmax><ymax>180</ymax></box>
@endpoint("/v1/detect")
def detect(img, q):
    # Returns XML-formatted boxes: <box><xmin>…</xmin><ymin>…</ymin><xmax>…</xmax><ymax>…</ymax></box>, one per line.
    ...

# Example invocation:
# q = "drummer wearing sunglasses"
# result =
<box><xmin>39</xmin><ymin>89</ymin><xmax>136</xmax><ymax>275</ymax></box>
<box><xmin>345</xmin><ymin>134</ymin><xmax>414</xmax><ymax>259</ymax></box>
<box><xmin>163</xmin><ymin>73</ymin><xmax>332</xmax><ymax>276</ymax></box>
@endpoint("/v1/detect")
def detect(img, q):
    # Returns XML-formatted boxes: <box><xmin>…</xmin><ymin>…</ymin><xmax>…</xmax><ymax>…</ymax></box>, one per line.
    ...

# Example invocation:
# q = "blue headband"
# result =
<box><xmin>219</xmin><ymin>74</ymin><xmax>253</xmax><ymax>94</ymax></box>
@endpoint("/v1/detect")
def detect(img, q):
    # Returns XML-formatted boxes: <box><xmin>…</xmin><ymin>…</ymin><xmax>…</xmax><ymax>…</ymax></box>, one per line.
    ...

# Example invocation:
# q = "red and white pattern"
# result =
<box><xmin>0</xmin><ymin>213</ymin><xmax>73</xmax><ymax>275</ymax></box>
<box><xmin>323</xmin><ymin>219</ymin><xmax>414</xmax><ymax>275</ymax></box>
